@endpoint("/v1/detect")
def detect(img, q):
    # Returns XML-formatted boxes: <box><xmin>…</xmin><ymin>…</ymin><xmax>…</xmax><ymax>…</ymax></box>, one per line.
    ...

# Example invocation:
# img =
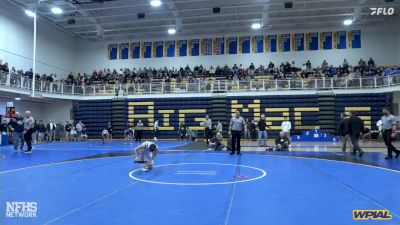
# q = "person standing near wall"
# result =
<box><xmin>381</xmin><ymin>108</ymin><xmax>400</xmax><ymax>159</ymax></box>
<box><xmin>23</xmin><ymin>111</ymin><xmax>34</xmax><ymax>154</ymax></box>
<box><xmin>47</xmin><ymin>120</ymin><xmax>56</xmax><ymax>142</ymax></box>
<box><xmin>135</xmin><ymin>120</ymin><xmax>144</xmax><ymax>142</ymax></box>
<box><xmin>229</xmin><ymin>110</ymin><xmax>246</xmax><ymax>155</ymax></box>
<box><xmin>106</xmin><ymin>122</ymin><xmax>113</xmax><ymax>140</ymax></box>
<box><xmin>8</xmin><ymin>112</ymin><xmax>24</xmax><ymax>151</ymax></box>
<box><xmin>338</xmin><ymin>113</ymin><xmax>353</xmax><ymax>153</ymax></box>
<box><xmin>216</xmin><ymin>121</ymin><xmax>223</xmax><ymax>134</ymax></box>
<box><xmin>204</xmin><ymin>115</ymin><xmax>212</xmax><ymax>144</ymax></box>
<box><xmin>244</xmin><ymin>119</ymin><xmax>251</xmax><ymax>141</ymax></box>
<box><xmin>38</xmin><ymin>120</ymin><xmax>46</xmax><ymax>142</ymax></box>
<box><xmin>257</xmin><ymin>114</ymin><xmax>270</xmax><ymax>147</ymax></box>
<box><xmin>64</xmin><ymin>121</ymin><xmax>72</xmax><ymax>141</ymax></box>
<box><xmin>347</xmin><ymin>111</ymin><xmax>365</xmax><ymax>157</ymax></box>
<box><xmin>281</xmin><ymin>117</ymin><xmax>292</xmax><ymax>145</ymax></box>
<box><xmin>76</xmin><ymin>121</ymin><xmax>84</xmax><ymax>141</ymax></box>
<box><xmin>154</xmin><ymin>120</ymin><xmax>159</xmax><ymax>141</ymax></box>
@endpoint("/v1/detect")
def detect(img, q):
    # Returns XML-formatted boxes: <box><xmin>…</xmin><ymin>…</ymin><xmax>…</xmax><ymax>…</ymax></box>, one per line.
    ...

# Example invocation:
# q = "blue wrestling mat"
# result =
<box><xmin>1</xmin><ymin>141</ymin><xmax>399</xmax><ymax>225</ymax></box>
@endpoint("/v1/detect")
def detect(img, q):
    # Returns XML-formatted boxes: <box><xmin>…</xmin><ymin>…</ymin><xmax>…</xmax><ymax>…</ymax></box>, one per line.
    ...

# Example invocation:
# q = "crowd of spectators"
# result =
<box><xmin>1</xmin><ymin>118</ymin><xmax>89</xmax><ymax>144</ymax></box>
<box><xmin>1</xmin><ymin>58</ymin><xmax>399</xmax><ymax>88</ymax></box>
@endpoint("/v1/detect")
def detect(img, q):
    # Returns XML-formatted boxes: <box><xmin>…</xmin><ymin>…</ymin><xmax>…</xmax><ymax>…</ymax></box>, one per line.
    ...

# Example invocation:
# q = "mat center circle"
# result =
<box><xmin>128</xmin><ymin>163</ymin><xmax>267</xmax><ymax>185</ymax></box>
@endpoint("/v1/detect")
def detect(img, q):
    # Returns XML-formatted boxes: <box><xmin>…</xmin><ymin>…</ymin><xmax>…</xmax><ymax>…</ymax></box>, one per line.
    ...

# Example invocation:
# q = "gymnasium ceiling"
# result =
<box><xmin>2</xmin><ymin>0</ymin><xmax>400</xmax><ymax>40</ymax></box>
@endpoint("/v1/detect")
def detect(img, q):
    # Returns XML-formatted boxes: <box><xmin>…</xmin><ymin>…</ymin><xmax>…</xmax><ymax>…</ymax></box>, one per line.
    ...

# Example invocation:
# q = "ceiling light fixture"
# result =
<box><xmin>251</xmin><ymin>23</ymin><xmax>262</xmax><ymax>29</ymax></box>
<box><xmin>168</xmin><ymin>28</ymin><xmax>176</xmax><ymax>34</ymax></box>
<box><xmin>51</xmin><ymin>7</ymin><xmax>63</xmax><ymax>14</ymax></box>
<box><xmin>343</xmin><ymin>19</ymin><xmax>353</xmax><ymax>26</ymax></box>
<box><xmin>15</xmin><ymin>97</ymin><xmax>21</xmax><ymax>100</ymax></box>
<box><xmin>150</xmin><ymin>0</ymin><xmax>162</xmax><ymax>7</ymax></box>
<box><xmin>25</xmin><ymin>9</ymin><xmax>35</xmax><ymax>17</ymax></box>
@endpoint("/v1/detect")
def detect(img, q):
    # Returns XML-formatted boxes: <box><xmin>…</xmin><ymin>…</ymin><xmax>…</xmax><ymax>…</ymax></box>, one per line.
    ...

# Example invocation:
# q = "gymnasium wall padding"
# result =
<box><xmin>73</xmin><ymin>93</ymin><xmax>390</xmax><ymax>139</ymax></box>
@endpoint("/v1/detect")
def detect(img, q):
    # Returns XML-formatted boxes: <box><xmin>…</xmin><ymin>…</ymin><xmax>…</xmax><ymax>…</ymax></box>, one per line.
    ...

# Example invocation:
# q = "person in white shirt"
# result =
<box><xmin>281</xmin><ymin>117</ymin><xmax>292</xmax><ymax>144</ymax></box>
<box><xmin>376</xmin><ymin>119</ymin><xmax>383</xmax><ymax>140</ymax></box>
<box><xmin>134</xmin><ymin>141</ymin><xmax>159</xmax><ymax>172</ymax></box>
<box><xmin>154</xmin><ymin>120</ymin><xmax>159</xmax><ymax>141</ymax></box>
<box><xmin>47</xmin><ymin>121</ymin><xmax>57</xmax><ymax>142</ymax></box>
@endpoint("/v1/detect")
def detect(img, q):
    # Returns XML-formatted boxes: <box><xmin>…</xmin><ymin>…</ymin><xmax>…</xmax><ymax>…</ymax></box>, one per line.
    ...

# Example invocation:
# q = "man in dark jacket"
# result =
<box><xmin>338</xmin><ymin>113</ymin><xmax>353</xmax><ymax>152</ymax></box>
<box><xmin>347</xmin><ymin>111</ymin><xmax>365</xmax><ymax>157</ymax></box>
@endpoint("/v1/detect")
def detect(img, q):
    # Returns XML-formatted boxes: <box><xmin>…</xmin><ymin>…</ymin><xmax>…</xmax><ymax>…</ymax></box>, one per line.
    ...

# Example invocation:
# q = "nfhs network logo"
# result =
<box><xmin>6</xmin><ymin>202</ymin><xmax>38</xmax><ymax>218</ymax></box>
<box><xmin>370</xmin><ymin>7</ymin><xmax>395</xmax><ymax>16</ymax></box>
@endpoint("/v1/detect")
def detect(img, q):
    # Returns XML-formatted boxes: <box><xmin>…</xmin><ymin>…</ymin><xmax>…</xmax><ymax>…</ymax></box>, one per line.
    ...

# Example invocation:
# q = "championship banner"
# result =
<box><xmin>265</xmin><ymin>35</ymin><xmax>277</xmax><ymax>52</ymax></box>
<box><xmin>334</xmin><ymin>31</ymin><xmax>347</xmax><ymax>49</ymax></box>
<box><xmin>291</xmin><ymin>33</ymin><xmax>304</xmax><ymax>51</ymax></box>
<box><xmin>130</xmin><ymin>42</ymin><xmax>140</xmax><ymax>59</ymax></box>
<box><xmin>348</xmin><ymin>30</ymin><xmax>361</xmax><ymax>49</ymax></box>
<box><xmin>164</xmin><ymin>40</ymin><xmax>175</xmax><ymax>57</ymax></box>
<box><xmin>201</xmin><ymin>38</ymin><xmax>212</xmax><ymax>56</ymax></box>
<box><xmin>278</xmin><ymin>34</ymin><xmax>291</xmax><ymax>52</ymax></box>
<box><xmin>226</xmin><ymin>37</ymin><xmax>238</xmax><ymax>54</ymax></box>
<box><xmin>213</xmin><ymin>37</ymin><xmax>225</xmax><ymax>55</ymax></box>
<box><xmin>177</xmin><ymin>40</ymin><xmax>188</xmax><ymax>57</ymax></box>
<box><xmin>119</xmin><ymin>43</ymin><xmax>129</xmax><ymax>59</ymax></box>
<box><xmin>141</xmin><ymin>41</ymin><xmax>152</xmax><ymax>58</ymax></box>
<box><xmin>306</xmin><ymin>32</ymin><xmax>318</xmax><ymax>51</ymax></box>
<box><xmin>189</xmin><ymin>39</ymin><xmax>200</xmax><ymax>56</ymax></box>
<box><xmin>320</xmin><ymin>32</ymin><xmax>333</xmax><ymax>50</ymax></box>
<box><xmin>239</xmin><ymin>36</ymin><xmax>250</xmax><ymax>54</ymax></box>
<box><xmin>153</xmin><ymin>41</ymin><xmax>164</xmax><ymax>58</ymax></box>
<box><xmin>252</xmin><ymin>35</ymin><xmax>263</xmax><ymax>53</ymax></box>
<box><xmin>107</xmin><ymin>44</ymin><xmax>118</xmax><ymax>60</ymax></box>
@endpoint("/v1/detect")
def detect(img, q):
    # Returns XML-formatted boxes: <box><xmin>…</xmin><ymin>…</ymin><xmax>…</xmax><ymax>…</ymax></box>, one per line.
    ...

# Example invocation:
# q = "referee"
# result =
<box><xmin>381</xmin><ymin>108</ymin><xmax>400</xmax><ymax>159</ymax></box>
<box><xmin>229</xmin><ymin>110</ymin><xmax>246</xmax><ymax>155</ymax></box>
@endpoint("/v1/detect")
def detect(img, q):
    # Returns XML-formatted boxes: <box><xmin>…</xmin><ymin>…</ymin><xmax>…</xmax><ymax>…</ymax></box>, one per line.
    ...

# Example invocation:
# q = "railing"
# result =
<box><xmin>1</xmin><ymin>72</ymin><xmax>400</xmax><ymax>96</ymax></box>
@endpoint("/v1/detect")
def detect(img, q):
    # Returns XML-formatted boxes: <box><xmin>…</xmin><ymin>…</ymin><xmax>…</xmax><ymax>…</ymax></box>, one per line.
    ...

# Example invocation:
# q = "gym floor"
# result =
<box><xmin>1</xmin><ymin>140</ymin><xmax>399</xmax><ymax>225</ymax></box>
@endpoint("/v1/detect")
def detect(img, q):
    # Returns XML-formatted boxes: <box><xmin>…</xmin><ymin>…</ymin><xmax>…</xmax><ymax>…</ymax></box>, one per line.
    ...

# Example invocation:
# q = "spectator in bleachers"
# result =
<box><xmin>0</xmin><ymin>62</ymin><xmax>9</xmax><ymax>73</ymax></box>
<box><xmin>321</xmin><ymin>60</ymin><xmax>328</xmax><ymax>69</ymax></box>
<box><xmin>368</xmin><ymin>57</ymin><xmax>375</xmax><ymax>68</ymax></box>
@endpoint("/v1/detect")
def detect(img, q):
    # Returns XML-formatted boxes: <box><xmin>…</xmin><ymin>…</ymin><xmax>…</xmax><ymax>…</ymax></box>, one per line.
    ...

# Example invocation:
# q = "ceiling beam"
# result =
<box><xmin>41</xmin><ymin>0</ymin><xmax>354</xmax><ymax>15</ymax></box>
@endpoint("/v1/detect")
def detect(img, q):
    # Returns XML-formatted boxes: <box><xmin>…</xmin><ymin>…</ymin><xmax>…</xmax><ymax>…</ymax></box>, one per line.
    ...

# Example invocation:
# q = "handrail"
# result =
<box><xmin>1</xmin><ymin>72</ymin><xmax>400</xmax><ymax>96</ymax></box>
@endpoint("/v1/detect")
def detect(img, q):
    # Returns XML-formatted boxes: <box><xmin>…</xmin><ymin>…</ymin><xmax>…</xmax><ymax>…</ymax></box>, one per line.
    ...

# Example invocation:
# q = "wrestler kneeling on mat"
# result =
<box><xmin>134</xmin><ymin>141</ymin><xmax>159</xmax><ymax>172</ymax></box>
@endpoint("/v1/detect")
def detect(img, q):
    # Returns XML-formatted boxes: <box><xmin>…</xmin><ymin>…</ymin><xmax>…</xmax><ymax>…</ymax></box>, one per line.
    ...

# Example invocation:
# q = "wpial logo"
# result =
<box><xmin>353</xmin><ymin>210</ymin><xmax>392</xmax><ymax>220</ymax></box>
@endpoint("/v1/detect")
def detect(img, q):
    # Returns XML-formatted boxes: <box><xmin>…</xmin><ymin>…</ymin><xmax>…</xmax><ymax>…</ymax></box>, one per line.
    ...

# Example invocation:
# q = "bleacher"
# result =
<box><xmin>72</xmin><ymin>93</ymin><xmax>391</xmax><ymax>139</ymax></box>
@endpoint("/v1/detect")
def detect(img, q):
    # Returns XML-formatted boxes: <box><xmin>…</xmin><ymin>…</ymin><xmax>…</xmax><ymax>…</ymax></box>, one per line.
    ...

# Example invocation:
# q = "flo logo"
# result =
<box><xmin>353</xmin><ymin>210</ymin><xmax>392</xmax><ymax>220</ymax></box>
<box><xmin>370</xmin><ymin>8</ymin><xmax>395</xmax><ymax>15</ymax></box>
<box><xmin>6</xmin><ymin>202</ymin><xmax>37</xmax><ymax>218</ymax></box>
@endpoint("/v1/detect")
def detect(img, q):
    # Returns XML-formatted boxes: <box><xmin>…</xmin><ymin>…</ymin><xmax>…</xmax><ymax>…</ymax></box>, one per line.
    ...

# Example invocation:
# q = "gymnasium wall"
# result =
<box><xmin>0</xmin><ymin>7</ymin><xmax>77</xmax><ymax>76</ymax></box>
<box><xmin>0</xmin><ymin>99</ymin><xmax>73</xmax><ymax>123</ymax></box>
<box><xmin>75</xmin><ymin>19</ymin><xmax>400</xmax><ymax>73</ymax></box>
<box><xmin>73</xmin><ymin>93</ymin><xmax>390</xmax><ymax>139</ymax></box>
